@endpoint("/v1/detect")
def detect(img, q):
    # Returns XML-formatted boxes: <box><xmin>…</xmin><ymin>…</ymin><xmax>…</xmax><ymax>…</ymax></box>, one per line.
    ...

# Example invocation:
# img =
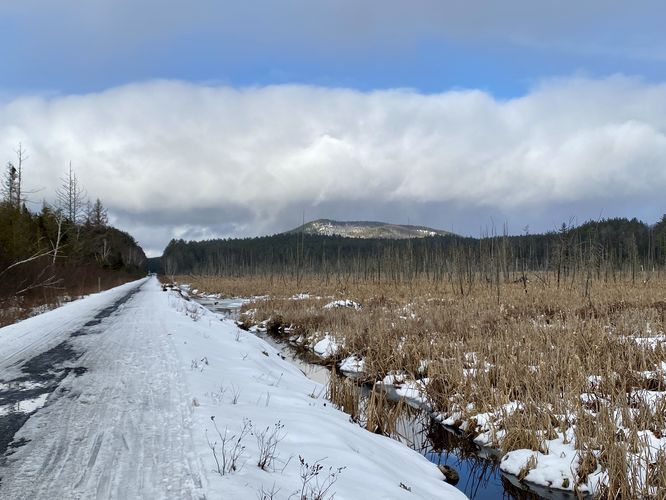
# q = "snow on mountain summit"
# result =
<box><xmin>287</xmin><ymin>219</ymin><xmax>451</xmax><ymax>239</ymax></box>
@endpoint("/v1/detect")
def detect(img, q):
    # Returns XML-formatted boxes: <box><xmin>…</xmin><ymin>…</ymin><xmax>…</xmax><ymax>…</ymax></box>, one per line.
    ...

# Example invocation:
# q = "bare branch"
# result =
<box><xmin>0</xmin><ymin>249</ymin><xmax>54</xmax><ymax>277</ymax></box>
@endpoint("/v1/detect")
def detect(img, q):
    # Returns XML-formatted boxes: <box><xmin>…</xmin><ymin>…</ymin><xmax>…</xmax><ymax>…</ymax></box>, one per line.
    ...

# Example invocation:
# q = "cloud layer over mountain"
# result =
<box><xmin>2</xmin><ymin>76</ymin><xmax>665</xmax><ymax>255</ymax></box>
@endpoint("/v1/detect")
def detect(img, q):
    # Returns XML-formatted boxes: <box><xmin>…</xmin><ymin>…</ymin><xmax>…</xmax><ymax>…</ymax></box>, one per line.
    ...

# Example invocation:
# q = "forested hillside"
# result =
<box><xmin>0</xmin><ymin>149</ymin><xmax>146</xmax><ymax>325</ymax></box>
<box><xmin>161</xmin><ymin>216</ymin><xmax>666</xmax><ymax>284</ymax></box>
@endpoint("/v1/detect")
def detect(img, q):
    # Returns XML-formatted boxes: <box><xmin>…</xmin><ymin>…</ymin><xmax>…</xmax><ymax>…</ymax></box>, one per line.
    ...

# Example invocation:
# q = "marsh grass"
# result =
<box><xmin>181</xmin><ymin>273</ymin><xmax>666</xmax><ymax>497</ymax></box>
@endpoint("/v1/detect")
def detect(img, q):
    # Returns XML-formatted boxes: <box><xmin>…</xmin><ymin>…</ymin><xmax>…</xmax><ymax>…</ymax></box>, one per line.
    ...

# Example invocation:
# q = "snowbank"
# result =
<box><xmin>312</xmin><ymin>333</ymin><xmax>341</xmax><ymax>358</ymax></box>
<box><xmin>376</xmin><ymin>374</ymin><xmax>430</xmax><ymax>408</ymax></box>
<box><xmin>500</xmin><ymin>431</ymin><xmax>606</xmax><ymax>494</ymax></box>
<box><xmin>339</xmin><ymin>355</ymin><xmax>365</xmax><ymax>378</ymax></box>
<box><xmin>165</xmin><ymin>281</ymin><xmax>466</xmax><ymax>499</ymax></box>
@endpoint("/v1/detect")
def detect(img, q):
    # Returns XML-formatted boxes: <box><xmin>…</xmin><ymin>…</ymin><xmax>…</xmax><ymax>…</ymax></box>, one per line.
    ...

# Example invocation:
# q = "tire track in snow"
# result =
<box><xmin>0</xmin><ymin>283</ymin><xmax>143</xmax><ymax>457</ymax></box>
<box><xmin>0</xmin><ymin>278</ymin><xmax>205</xmax><ymax>499</ymax></box>
<box><xmin>0</xmin><ymin>280</ymin><xmax>144</xmax><ymax>381</ymax></box>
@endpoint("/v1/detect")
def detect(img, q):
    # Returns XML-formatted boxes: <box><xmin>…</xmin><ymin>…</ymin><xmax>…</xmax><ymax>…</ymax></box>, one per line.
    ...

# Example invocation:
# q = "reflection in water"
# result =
<box><xmin>425</xmin><ymin>422</ymin><xmax>541</xmax><ymax>499</ymax></box>
<box><xmin>391</xmin><ymin>405</ymin><xmax>515</xmax><ymax>499</ymax></box>
<box><xmin>385</xmin><ymin>402</ymin><xmax>579</xmax><ymax>500</ymax></box>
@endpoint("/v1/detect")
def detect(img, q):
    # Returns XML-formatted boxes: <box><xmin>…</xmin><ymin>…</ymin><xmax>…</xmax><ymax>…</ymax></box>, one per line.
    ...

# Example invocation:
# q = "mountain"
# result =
<box><xmin>285</xmin><ymin>219</ymin><xmax>452</xmax><ymax>239</ymax></box>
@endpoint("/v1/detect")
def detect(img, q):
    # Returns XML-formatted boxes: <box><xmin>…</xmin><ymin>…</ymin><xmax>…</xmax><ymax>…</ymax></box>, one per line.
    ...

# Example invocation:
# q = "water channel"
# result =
<box><xmin>195</xmin><ymin>294</ymin><xmax>580</xmax><ymax>500</ymax></box>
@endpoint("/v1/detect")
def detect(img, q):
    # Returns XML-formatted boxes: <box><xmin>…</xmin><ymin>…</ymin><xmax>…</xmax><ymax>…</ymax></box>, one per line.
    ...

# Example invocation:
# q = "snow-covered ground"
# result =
<box><xmin>0</xmin><ymin>277</ymin><xmax>465</xmax><ymax>499</ymax></box>
<box><xmin>0</xmin><ymin>279</ymin><xmax>145</xmax><ymax>382</ymax></box>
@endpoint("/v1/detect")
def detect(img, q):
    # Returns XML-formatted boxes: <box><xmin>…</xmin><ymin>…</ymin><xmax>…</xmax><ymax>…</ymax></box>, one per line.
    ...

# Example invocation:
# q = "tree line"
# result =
<box><xmin>0</xmin><ymin>144</ymin><xmax>146</xmax><ymax>316</ymax></box>
<box><xmin>161</xmin><ymin>215</ymin><xmax>666</xmax><ymax>291</ymax></box>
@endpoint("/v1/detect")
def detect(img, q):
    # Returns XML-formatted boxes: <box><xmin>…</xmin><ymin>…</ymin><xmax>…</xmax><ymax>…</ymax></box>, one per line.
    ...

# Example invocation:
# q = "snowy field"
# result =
<box><xmin>0</xmin><ymin>277</ymin><xmax>465</xmax><ymax>499</ymax></box>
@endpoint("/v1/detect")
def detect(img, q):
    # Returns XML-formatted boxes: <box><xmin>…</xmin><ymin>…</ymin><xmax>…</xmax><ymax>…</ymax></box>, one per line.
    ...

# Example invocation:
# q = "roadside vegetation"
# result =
<box><xmin>0</xmin><ymin>145</ymin><xmax>146</xmax><ymax>326</ymax></box>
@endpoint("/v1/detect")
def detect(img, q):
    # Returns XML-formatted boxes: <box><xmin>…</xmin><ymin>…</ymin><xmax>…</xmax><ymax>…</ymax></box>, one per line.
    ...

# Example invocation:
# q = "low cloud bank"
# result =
<box><xmin>2</xmin><ymin>76</ymin><xmax>665</xmax><ymax>255</ymax></box>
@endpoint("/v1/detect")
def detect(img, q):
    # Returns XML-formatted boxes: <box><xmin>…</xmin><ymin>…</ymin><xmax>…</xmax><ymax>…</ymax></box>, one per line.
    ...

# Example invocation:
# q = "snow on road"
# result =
<box><xmin>0</xmin><ymin>279</ymin><xmax>145</xmax><ymax>382</ymax></box>
<box><xmin>0</xmin><ymin>277</ymin><xmax>466</xmax><ymax>500</ymax></box>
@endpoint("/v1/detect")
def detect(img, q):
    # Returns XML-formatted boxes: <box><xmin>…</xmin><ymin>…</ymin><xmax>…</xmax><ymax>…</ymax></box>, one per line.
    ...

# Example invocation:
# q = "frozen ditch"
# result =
<box><xmin>195</xmin><ymin>295</ymin><xmax>581</xmax><ymax>500</ymax></box>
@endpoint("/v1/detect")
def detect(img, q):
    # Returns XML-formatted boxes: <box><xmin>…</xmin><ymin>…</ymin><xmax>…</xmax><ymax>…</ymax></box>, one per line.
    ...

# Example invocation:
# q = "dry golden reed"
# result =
<box><xmin>180</xmin><ymin>272</ymin><xmax>666</xmax><ymax>497</ymax></box>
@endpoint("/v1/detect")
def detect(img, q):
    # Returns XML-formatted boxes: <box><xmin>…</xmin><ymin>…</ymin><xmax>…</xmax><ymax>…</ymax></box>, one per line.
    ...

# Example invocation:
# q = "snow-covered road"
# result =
<box><xmin>0</xmin><ymin>278</ymin><xmax>204</xmax><ymax>499</ymax></box>
<box><xmin>0</xmin><ymin>277</ymin><xmax>466</xmax><ymax>500</ymax></box>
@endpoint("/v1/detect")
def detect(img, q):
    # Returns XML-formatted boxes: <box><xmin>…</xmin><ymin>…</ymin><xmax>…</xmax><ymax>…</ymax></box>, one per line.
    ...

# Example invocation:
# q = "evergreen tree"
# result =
<box><xmin>86</xmin><ymin>198</ymin><xmax>108</xmax><ymax>228</ymax></box>
<box><xmin>2</xmin><ymin>163</ymin><xmax>19</xmax><ymax>208</ymax></box>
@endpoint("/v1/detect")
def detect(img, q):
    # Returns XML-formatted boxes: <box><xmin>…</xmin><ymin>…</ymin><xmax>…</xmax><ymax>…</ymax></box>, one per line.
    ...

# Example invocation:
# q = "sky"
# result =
<box><xmin>1</xmin><ymin>1</ymin><xmax>665</xmax><ymax>256</ymax></box>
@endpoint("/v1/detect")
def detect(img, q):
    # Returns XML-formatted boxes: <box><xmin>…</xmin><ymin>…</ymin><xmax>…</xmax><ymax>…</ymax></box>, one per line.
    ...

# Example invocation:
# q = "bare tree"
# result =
<box><xmin>163</xmin><ymin>255</ymin><xmax>178</xmax><ymax>281</ymax></box>
<box><xmin>51</xmin><ymin>207</ymin><xmax>65</xmax><ymax>265</ymax></box>
<box><xmin>56</xmin><ymin>162</ymin><xmax>87</xmax><ymax>224</ymax></box>
<box><xmin>125</xmin><ymin>247</ymin><xmax>144</xmax><ymax>267</ymax></box>
<box><xmin>14</xmin><ymin>143</ymin><xmax>27</xmax><ymax>211</ymax></box>
<box><xmin>96</xmin><ymin>238</ymin><xmax>111</xmax><ymax>265</ymax></box>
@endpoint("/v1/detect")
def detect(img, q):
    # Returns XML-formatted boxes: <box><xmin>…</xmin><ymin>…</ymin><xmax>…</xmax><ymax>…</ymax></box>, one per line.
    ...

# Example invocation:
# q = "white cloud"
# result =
<box><xmin>1</xmin><ymin>75</ymin><xmax>665</xmax><ymax>255</ymax></box>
